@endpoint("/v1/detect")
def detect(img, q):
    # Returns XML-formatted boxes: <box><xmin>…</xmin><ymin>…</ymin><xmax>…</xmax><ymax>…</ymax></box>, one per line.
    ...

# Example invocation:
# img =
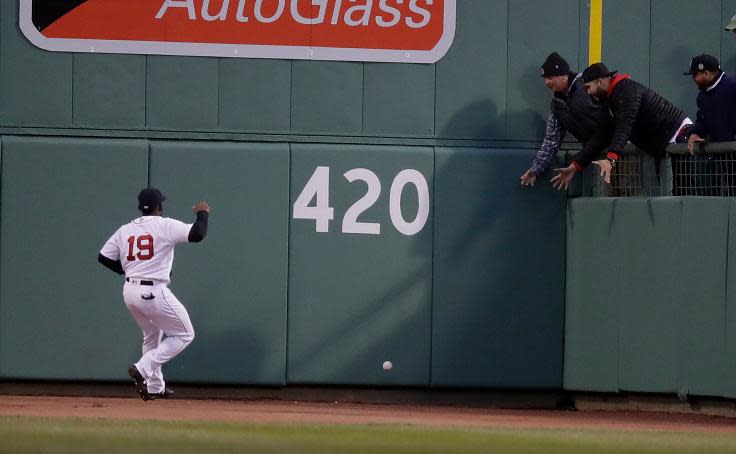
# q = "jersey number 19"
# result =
<box><xmin>127</xmin><ymin>235</ymin><xmax>154</xmax><ymax>261</ymax></box>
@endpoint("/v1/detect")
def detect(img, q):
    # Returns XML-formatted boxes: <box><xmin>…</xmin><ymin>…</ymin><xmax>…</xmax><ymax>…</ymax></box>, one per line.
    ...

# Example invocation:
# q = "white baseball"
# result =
<box><xmin>382</xmin><ymin>360</ymin><xmax>393</xmax><ymax>371</ymax></box>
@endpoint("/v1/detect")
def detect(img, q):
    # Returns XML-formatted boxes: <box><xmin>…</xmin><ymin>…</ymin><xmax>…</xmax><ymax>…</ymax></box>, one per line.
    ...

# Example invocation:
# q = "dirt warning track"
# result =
<box><xmin>1</xmin><ymin>395</ymin><xmax>736</xmax><ymax>433</ymax></box>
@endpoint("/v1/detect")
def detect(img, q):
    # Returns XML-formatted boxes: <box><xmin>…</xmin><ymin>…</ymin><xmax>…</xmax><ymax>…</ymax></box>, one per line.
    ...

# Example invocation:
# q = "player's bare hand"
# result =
<box><xmin>520</xmin><ymin>170</ymin><xmax>537</xmax><ymax>187</ymax></box>
<box><xmin>687</xmin><ymin>133</ymin><xmax>704</xmax><ymax>155</ymax></box>
<box><xmin>193</xmin><ymin>201</ymin><xmax>210</xmax><ymax>213</ymax></box>
<box><xmin>550</xmin><ymin>165</ymin><xmax>576</xmax><ymax>191</ymax></box>
<box><xmin>592</xmin><ymin>159</ymin><xmax>612</xmax><ymax>184</ymax></box>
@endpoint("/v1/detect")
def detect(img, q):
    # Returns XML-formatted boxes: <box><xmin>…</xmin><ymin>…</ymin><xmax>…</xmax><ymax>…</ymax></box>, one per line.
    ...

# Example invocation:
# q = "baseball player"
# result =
<box><xmin>97</xmin><ymin>187</ymin><xmax>210</xmax><ymax>401</ymax></box>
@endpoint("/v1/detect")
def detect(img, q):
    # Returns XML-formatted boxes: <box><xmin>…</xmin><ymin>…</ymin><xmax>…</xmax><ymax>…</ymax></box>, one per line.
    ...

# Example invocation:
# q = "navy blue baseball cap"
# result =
<box><xmin>138</xmin><ymin>187</ymin><xmax>166</xmax><ymax>211</ymax></box>
<box><xmin>683</xmin><ymin>54</ymin><xmax>720</xmax><ymax>75</ymax></box>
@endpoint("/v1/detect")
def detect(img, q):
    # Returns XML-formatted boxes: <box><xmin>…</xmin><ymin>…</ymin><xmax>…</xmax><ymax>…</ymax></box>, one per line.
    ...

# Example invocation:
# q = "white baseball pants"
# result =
<box><xmin>123</xmin><ymin>281</ymin><xmax>195</xmax><ymax>394</ymax></box>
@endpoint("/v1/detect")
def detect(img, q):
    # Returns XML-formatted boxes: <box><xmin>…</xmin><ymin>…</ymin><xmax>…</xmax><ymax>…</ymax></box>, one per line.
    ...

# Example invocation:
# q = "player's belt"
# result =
<box><xmin>126</xmin><ymin>277</ymin><xmax>154</xmax><ymax>286</ymax></box>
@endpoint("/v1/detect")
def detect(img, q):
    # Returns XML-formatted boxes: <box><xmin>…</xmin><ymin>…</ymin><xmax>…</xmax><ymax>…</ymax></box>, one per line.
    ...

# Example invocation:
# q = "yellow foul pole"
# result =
<box><xmin>589</xmin><ymin>0</ymin><xmax>603</xmax><ymax>64</ymax></box>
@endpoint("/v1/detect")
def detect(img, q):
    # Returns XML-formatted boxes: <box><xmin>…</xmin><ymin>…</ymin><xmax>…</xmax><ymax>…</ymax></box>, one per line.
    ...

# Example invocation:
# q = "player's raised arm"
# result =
<box><xmin>188</xmin><ymin>201</ymin><xmax>211</xmax><ymax>243</ymax></box>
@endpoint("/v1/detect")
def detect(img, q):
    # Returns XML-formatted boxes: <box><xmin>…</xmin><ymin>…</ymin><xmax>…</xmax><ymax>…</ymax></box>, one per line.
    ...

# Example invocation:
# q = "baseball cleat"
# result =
<box><xmin>127</xmin><ymin>364</ymin><xmax>151</xmax><ymax>401</ymax></box>
<box><xmin>149</xmin><ymin>388</ymin><xmax>174</xmax><ymax>400</ymax></box>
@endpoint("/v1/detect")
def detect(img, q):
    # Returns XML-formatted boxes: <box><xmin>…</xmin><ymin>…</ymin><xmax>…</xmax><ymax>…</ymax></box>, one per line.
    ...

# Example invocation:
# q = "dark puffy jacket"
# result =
<box><xmin>550</xmin><ymin>74</ymin><xmax>601</xmax><ymax>143</ymax></box>
<box><xmin>573</xmin><ymin>75</ymin><xmax>687</xmax><ymax>168</ymax></box>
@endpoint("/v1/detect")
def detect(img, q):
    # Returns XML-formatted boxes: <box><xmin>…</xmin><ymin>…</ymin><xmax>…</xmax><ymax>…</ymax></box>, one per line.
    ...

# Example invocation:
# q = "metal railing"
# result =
<box><xmin>609</xmin><ymin>152</ymin><xmax>644</xmax><ymax>197</ymax></box>
<box><xmin>571</xmin><ymin>141</ymin><xmax>736</xmax><ymax>197</ymax></box>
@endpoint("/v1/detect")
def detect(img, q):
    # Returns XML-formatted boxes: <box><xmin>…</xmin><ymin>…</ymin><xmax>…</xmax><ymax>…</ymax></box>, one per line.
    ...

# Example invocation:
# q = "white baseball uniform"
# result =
<box><xmin>100</xmin><ymin>216</ymin><xmax>195</xmax><ymax>394</ymax></box>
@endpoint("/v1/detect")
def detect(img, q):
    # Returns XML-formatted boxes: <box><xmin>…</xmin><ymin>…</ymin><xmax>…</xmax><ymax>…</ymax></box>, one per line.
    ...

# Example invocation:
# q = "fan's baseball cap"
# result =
<box><xmin>138</xmin><ymin>187</ymin><xmax>166</xmax><ymax>211</ymax></box>
<box><xmin>683</xmin><ymin>54</ymin><xmax>720</xmax><ymax>75</ymax></box>
<box><xmin>725</xmin><ymin>14</ymin><xmax>736</xmax><ymax>30</ymax></box>
<box><xmin>582</xmin><ymin>63</ymin><xmax>618</xmax><ymax>83</ymax></box>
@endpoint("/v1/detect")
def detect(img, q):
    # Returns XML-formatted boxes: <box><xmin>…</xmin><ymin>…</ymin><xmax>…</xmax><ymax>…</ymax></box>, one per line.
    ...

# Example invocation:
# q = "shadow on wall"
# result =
<box><xmin>510</xmin><ymin>64</ymin><xmax>549</xmax><ymax>139</ymax></box>
<box><xmin>427</xmin><ymin>146</ymin><xmax>566</xmax><ymax>388</ymax></box>
<box><xmin>430</xmin><ymin>71</ymin><xmax>565</xmax><ymax>386</ymax></box>
<box><xmin>285</xmin><ymin>145</ymin><xmax>566</xmax><ymax>388</ymax></box>
<box><xmin>437</xmin><ymin>66</ymin><xmax>547</xmax><ymax>142</ymax></box>
<box><xmin>286</xmin><ymin>100</ymin><xmax>543</xmax><ymax>385</ymax></box>
<box><xmin>440</xmin><ymin>99</ymin><xmax>502</xmax><ymax>139</ymax></box>
<box><xmin>261</xmin><ymin>69</ymin><xmax>560</xmax><ymax>386</ymax></box>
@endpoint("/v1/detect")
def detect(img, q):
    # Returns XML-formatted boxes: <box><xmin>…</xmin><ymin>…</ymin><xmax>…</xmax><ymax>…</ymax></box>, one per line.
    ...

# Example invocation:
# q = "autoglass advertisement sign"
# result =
<box><xmin>20</xmin><ymin>0</ymin><xmax>456</xmax><ymax>63</ymax></box>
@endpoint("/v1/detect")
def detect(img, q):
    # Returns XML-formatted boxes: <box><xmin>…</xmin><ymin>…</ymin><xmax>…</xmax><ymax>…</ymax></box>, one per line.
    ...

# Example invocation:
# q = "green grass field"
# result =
<box><xmin>1</xmin><ymin>416</ymin><xmax>735</xmax><ymax>454</ymax></box>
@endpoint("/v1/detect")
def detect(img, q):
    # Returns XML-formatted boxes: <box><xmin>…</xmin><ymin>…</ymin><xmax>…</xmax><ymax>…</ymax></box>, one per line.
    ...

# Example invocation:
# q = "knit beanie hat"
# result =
<box><xmin>541</xmin><ymin>52</ymin><xmax>571</xmax><ymax>77</ymax></box>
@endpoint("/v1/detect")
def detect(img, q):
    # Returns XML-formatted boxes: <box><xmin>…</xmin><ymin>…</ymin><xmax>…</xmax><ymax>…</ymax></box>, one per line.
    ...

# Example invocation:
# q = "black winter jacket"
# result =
<box><xmin>573</xmin><ymin>75</ymin><xmax>686</xmax><ymax>168</ymax></box>
<box><xmin>550</xmin><ymin>74</ymin><xmax>601</xmax><ymax>144</ymax></box>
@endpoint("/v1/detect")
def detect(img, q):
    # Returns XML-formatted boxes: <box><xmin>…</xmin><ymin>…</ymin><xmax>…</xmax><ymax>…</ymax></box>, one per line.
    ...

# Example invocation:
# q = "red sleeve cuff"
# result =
<box><xmin>606</xmin><ymin>151</ymin><xmax>620</xmax><ymax>161</ymax></box>
<box><xmin>572</xmin><ymin>160</ymin><xmax>584</xmax><ymax>172</ymax></box>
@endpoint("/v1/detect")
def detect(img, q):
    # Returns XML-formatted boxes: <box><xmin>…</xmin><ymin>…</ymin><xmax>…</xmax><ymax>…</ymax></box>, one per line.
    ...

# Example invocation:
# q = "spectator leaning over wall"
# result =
<box><xmin>551</xmin><ymin>63</ymin><xmax>692</xmax><ymax>190</ymax></box>
<box><xmin>520</xmin><ymin>52</ymin><xmax>601</xmax><ymax>187</ymax></box>
<box><xmin>684</xmin><ymin>54</ymin><xmax>736</xmax><ymax>196</ymax></box>
<box><xmin>686</xmin><ymin>54</ymin><xmax>736</xmax><ymax>150</ymax></box>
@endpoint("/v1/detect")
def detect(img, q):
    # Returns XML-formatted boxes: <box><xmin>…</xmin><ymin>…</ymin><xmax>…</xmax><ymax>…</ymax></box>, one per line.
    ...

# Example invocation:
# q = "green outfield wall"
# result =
<box><xmin>0</xmin><ymin>0</ymin><xmax>735</xmax><ymax>396</ymax></box>
<box><xmin>565</xmin><ymin>197</ymin><xmax>736</xmax><ymax>399</ymax></box>
<box><xmin>0</xmin><ymin>137</ymin><xmax>566</xmax><ymax>388</ymax></box>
